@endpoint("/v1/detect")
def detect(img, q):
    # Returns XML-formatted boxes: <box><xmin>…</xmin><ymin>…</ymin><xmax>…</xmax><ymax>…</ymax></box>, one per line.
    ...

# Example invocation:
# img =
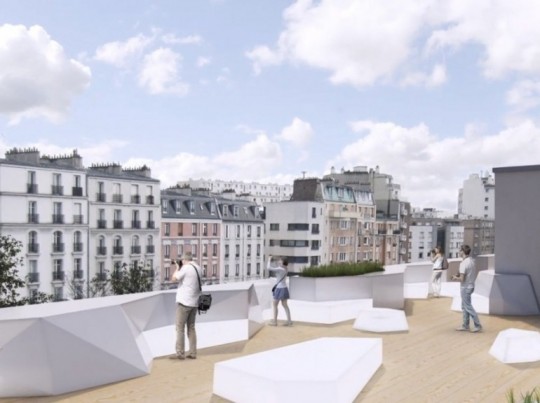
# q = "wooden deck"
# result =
<box><xmin>3</xmin><ymin>297</ymin><xmax>540</xmax><ymax>402</ymax></box>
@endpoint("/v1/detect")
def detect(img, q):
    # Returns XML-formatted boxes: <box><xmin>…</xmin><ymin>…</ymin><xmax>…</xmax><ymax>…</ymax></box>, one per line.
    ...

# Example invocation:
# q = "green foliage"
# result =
<box><xmin>507</xmin><ymin>388</ymin><xmax>540</xmax><ymax>403</ymax></box>
<box><xmin>0</xmin><ymin>235</ymin><xmax>25</xmax><ymax>307</ymax></box>
<box><xmin>89</xmin><ymin>263</ymin><xmax>155</xmax><ymax>297</ymax></box>
<box><xmin>300</xmin><ymin>261</ymin><xmax>385</xmax><ymax>278</ymax></box>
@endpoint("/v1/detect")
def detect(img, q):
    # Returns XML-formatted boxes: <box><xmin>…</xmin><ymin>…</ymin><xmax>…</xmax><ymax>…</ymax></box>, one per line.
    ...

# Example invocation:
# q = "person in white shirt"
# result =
<box><xmin>170</xmin><ymin>252</ymin><xmax>202</xmax><ymax>359</ymax></box>
<box><xmin>452</xmin><ymin>245</ymin><xmax>482</xmax><ymax>333</ymax></box>
<box><xmin>267</xmin><ymin>255</ymin><xmax>292</xmax><ymax>326</ymax></box>
<box><xmin>430</xmin><ymin>246</ymin><xmax>444</xmax><ymax>297</ymax></box>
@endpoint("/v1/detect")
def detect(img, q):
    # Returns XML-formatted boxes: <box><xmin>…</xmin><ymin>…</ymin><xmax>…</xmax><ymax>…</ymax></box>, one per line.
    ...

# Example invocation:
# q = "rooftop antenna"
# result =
<box><xmin>302</xmin><ymin>171</ymin><xmax>307</xmax><ymax>178</ymax></box>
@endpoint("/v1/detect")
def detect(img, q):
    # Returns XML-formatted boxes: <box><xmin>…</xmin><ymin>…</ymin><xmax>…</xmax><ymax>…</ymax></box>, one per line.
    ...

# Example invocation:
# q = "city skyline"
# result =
<box><xmin>2</xmin><ymin>0</ymin><xmax>540</xmax><ymax>212</ymax></box>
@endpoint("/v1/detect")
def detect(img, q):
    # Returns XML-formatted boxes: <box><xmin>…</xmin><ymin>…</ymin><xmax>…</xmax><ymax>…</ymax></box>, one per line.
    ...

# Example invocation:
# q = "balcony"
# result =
<box><xmin>27</xmin><ymin>214</ymin><xmax>39</xmax><ymax>224</ymax></box>
<box><xmin>73</xmin><ymin>215</ymin><xmax>84</xmax><ymax>224</ymax></box>
<box><xmin>72</xmin><ymin>187</ymin><xmax>83</xmax><ymax>197</ymax></box>
<box><xmin>52</xmin><ymin>214</ymin><xmax>64</xmax><ymax>224</ymax></box>
<box><xmin>73</xmin><ymin>270</ymin><xmax>84</xmax><ymax>280</ymax></box>
<box><xmin>146</xmin><ymin>245</ymin><xmax>155</xmax><ymax>254</ymax></box>
<box><xmin>52</xmin><ymin>243</ymin><xmax>65</xmax><ymax>253</ymax></box>
<box><xmin>27</xmin><ymin>183</ymin><xmax>38</xmax><ymax>194</ymax></box>
<box><xmin>96</xmin><ymin>246</ymin><xmax>107</xmax><ymax>255</ymax></box>
<box><xmin>131</xmin><ymin>220</ymin><xmax>141</xmax><ymax>229</ymax></box>
<box><xmin>51</xmin><ymin>185</ymin><xmax>64</xmax><ymax>196</ymax></box>
<box><xmin>52</xmin><ymin>271</ymin><xmax>65</xmax><ymax>281</ymax></box>
<box><xmin>113</xmin><ymin>220</ymin><xmax>123</xmax><ymax>229</ymax></box>
<box><xmin>96</xmin><ymin>272</ymin><xmax>107</xmax><ymax>281</ymax></box>
<box><xmin>131</xmin><ymin>245</ymin><xmax>141</xmax><ymax>254</ymax></box>
<box><xmin>146</xmin><ymin>221</ymin><xmax>155</xmax><ymax>229</ymax></box>
<box><xmin>131</xmin><ymin>195</ymin><xmax>141</xmax><ymax>204</ymax></box>
<box><xmin>96</xmin><ymin>193</ymin><xmax>106</xmax><ymax>202</ymax></box>
<box><xmin>73</xmin><ymin>242</ymin><xmax>83</xmax><ymax>253</ymax></box>
<box><xmin>112</xmin><ymin>194</ymin><xmax>123</xmax><ymax>203</ymax></box>
<box><xmin>113</xmin><ymin>246</ymin><xmax>124</xmax><ymax>255</ymax></box>
<box><xmin>28</xmin><ymin>243</ymin><xmax>39</xmax><ymax>253</ymax></box>
<box><xmin>97</xmin><ymin>219</ymin><xmax>107</xmax><ymax>229</ymax></box>
<box><xmin>146</xmin><ymin>195</ymin><xmax>154</xmax><ymax>205</ymax></box>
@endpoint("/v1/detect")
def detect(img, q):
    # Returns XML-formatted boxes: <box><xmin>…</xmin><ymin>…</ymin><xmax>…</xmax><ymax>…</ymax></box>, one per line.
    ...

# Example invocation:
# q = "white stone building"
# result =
<box><xmin>458</xmin><ymin>172</ymin><xmax>495</xmax><ymax>219</ymax></box>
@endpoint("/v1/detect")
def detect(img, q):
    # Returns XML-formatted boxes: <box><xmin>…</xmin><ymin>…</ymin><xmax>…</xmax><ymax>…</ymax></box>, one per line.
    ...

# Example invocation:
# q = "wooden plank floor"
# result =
<box><xmin>2</xmin><ymin>297</ymin><xmax>540</xmax><ymax>403</ymax></box>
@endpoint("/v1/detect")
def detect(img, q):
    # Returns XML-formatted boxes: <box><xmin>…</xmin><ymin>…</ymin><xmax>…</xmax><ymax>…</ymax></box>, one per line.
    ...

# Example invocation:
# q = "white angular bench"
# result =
<box><xmin>489</xmin><ymin>328</ymin><xmax>540</xmax><ymax>363</ymax></box>
<box><xmin>353</xmin><ymin>308</ymin><xmax>409</xmax><ymax>333</ymax></box>
<box><xmin>213</xmin><ymin>337</ymin><xmax>382</xmax><ymax>403</ymax></box>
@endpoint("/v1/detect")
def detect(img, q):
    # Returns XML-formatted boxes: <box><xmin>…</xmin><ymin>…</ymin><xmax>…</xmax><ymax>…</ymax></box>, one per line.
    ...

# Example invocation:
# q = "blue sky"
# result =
<box><xmin>1</xmin><ymin>0</ymin><xmax>540</xmax><ymax>212</ymax></box>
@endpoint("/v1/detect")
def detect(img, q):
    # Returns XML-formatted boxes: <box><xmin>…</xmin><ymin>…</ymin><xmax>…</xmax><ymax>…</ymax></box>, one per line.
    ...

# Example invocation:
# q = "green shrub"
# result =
<box><xmin>507</xmin><ymin>388</ymin><xmax>540</xmax><ymax>403</ymax></box>
<box><xmin>300</xmin><ymin>262</ymin><xmax>384</xmax><ymax>278</ymax></box>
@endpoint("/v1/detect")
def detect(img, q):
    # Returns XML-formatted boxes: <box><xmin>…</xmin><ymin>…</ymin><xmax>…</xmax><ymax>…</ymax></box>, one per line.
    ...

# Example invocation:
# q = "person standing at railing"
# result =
<box><xmin>267</xmin><ymin>255</ymin><xmax>292</xmax><ymax>326</ymax></box>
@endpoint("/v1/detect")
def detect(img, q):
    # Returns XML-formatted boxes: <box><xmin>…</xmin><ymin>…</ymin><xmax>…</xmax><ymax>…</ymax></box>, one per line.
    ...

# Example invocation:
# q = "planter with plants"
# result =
<box><xmin>289</xmin><ymin>262</ymin><xmax>405</xmax><ymax>309</ymax></box>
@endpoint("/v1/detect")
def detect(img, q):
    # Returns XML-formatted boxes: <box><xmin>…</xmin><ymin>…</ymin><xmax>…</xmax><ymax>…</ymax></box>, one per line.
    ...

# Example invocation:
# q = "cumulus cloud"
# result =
<box><xmin>247</xmin><ymin>0</ymin><xmax>540</xmax><ymax>87</ymax></box>
<box><xmin>138</xmin><ymin>48</ymin><xmax>189</xmax><ymax>95</ymax></box>
<box><xmin>94</xmin><ymin>34</ymin><xmax>153</xmax><ymax>68</ymax></box>
<box><xmin>277</xmin><ymin>117</ymin><xmax>314</xmax><ymax>148</ymax></box>
<box><xmin>0</xmin><ymin>24</ymin><xmax>91</xmax><ymax>124</ymax></box>
<box><xmin>506</xmin><ymin>80</ymin><xmax>540</xmax><ymax>112</ymax></box>
<box><xmin>328</xmin><ymin>119</ymin><xmax>540</xmax><ymax>210</ymax></box>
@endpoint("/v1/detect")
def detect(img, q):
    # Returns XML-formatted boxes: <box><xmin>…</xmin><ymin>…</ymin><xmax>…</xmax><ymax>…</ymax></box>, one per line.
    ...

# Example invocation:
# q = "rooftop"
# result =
<box><xmin>3</xmin><ymin>297</ymin><xmax>539</xmax><ymax>402</ymax></box>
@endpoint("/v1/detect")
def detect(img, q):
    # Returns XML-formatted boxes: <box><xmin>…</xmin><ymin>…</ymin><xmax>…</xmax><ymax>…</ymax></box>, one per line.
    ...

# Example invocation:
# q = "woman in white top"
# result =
<box><xmin>430</xmin><ymin>246</ymin><xmax>444</xmax><ymax>297</ymax></box>
<box><xmin>267</xmin><ymin>255</ymin><xmax>292</xmax><ymax>326</ymax></box>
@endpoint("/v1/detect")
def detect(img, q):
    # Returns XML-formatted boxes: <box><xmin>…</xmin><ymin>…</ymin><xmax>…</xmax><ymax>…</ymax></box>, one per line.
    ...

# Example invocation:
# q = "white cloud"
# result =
<box><xmin>248</xmin><ymin>0</ymin><xmax>540</xmax><ymax>88</ymax></box>
<box><xmin>277</xmin><ymin>117</ymin><xmax>314</xmax><ymax>148</ymax></box>
<box><xmin>196</xmin><ymin>56</ymin><xmax>211</xmax><ymax>67</ymax></box>
<box><xmin>328</xmin><ymin>119</ymin><xmax>540</xmax><ymax>210</ymax></box>
<box><xmin>0</xmin><ymin>24</ymin><xmax>91</xmax><ymax>124</ymax></box>
<box><xmin>138</xmin><ymin>48</ymin><xmax>189</xmax><ymax>95</ymax></box>
<box><xmin>506</xmin><ymin>80</ymin><xmax>540</xmax><ymax>112</ymax></box>
<box><xmin>401</xmin><ymin>64</ymin><xmax>447</xmax><ymax>88</ymax></box>
<box><xmin>94</xmin><ymin>34</ymin><xmax>153</xmax><ymax>68</ymax></box>
<box><xmin>161</xmin><ymin>34</ymin><xmax>203</xmax><ymax>45</ymax></box>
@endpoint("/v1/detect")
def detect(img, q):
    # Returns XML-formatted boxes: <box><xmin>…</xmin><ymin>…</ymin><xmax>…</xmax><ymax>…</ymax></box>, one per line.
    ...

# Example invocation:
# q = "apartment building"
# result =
<box><xmin>177</xmin><ymin>178</ymin><xmax>292</xmax><ymax>205</ymax></box>
<box><xmin>0</xmin><ymin>149</ymin><xmax>88</xmax><ymax>300</ymax></box>
<box><xmin>325</xmin><ymin>165</ymin><xmax>410</xmax><ymax>263</ymax></box>
<box><xmin>87</xmin><ymin>163</ymin><xmax>161</xmax><ymax>291</ymax></box>
<box><xmin>458</xmin><ymin>172</ymin><xmax>495</xmax><ymax>219</ymax></box>
<box><xmin>264</xmin><ymin>178</ymin><xmax>377</xmax><ymax>272</ymax></box>
<box><xmin>160</xmin><ymin>187</ymin><xmax>221</xmax><ymax>287</ymax></box>
<box><xmin>0</xmin><ymin>148</ymin><xmax>161</xmax><ymax>300</ymax></box>
<box><xmin>218</xmin><ymin>196</ymin><xmax>264</xmax><ymax>282</ymax></box>
<box><xmin>462</xmin><ymin>218</ymin><xmax>495</xmax><ymax>256</ymax></box>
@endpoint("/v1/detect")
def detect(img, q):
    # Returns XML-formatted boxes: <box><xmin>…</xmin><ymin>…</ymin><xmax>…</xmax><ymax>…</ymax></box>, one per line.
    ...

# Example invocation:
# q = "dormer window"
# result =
<box><xmin>223</xmin><ymin>205</ymin><xmax>228</xmax><ymax>216</ymax></box>
<box><xmin>189</xmin><ymin>201</ymin><xmax>195</xmax><ymax>214</ymax></box>
<box><xmin>234</xmin><ymin>206</ymin><xmax>239</xmax><ymax>217</ymax></box>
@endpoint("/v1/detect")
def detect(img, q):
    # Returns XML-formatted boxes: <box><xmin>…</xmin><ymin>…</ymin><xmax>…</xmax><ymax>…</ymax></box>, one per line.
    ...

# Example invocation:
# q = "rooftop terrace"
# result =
<box><xmin>2</xmin><ymin>297</ymin><xmax>539</xmax><ymax>403</ymax></box>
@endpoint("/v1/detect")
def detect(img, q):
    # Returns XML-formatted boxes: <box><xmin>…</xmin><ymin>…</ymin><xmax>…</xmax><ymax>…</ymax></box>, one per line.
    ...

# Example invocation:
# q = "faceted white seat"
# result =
<box><xmin>489</xmin><ymin>328</ymin><xmax>540</xmax><ymax>363</ymax></box>
<box><xmin>353</xmin><ymin>308</ymin><xmax>409</xmax><ymax>332</ymax></box>
<box><xmin>213</xmin><ymin>337</ymin><xmax>382</xmax><ymax>403</ymax></box>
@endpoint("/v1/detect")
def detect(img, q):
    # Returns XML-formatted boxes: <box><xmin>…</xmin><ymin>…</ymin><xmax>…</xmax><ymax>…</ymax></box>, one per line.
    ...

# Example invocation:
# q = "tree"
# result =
<box><xmin>88</xmin><ymin>262</ymin><xmax>156</xmax><ymax>297</ymax></box>
<box><xmin>0</xmin><ymin>235</ymin><xmax>25</xmax><ymax>307</ymax></box>
<box><xmin>0</xmin><ymin>234</ymin><xmax>53</xmax><ymax>307</ymax></box>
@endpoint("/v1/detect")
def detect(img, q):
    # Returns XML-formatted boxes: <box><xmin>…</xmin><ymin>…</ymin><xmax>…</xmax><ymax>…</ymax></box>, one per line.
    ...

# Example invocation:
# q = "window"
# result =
<box><xmin>189</xmin><ymin>201</ymin><xmax>195</xmax><ymax>214</ymax></box>
<box><xmin>212</xmin><ymin>264</ymin><xmax>217</xmax><ymax>277</ymax></box>
<box><xmin>203</xmin><ymin>244</ymin><xmax>208</xmax><ymax>257</ymax></box>
<box><xmin>233</xmin><ymin>206</ymin><xmax>239</xmax><ymax>217</ymax></box>
<box><xmin>164</xmin><ymin>244</ymin><xmax>170</xmax><ymax>258</ymax></box>
<box><xmin>247</xmin><ymin>244</ymin><xmax>251</xmax><ymax>257</ymax></box>
<box><xmin>236</xmin><ymin>225</ymin><xmax>240</xmax><ymax>238</ymax></box>
<box><xmin>28</xmin><ymin>201</ymin><xmax>38</xmax><ymax>223</ymax></box>
<box><xmin>212</xmin><ymin>223</ymin><xmax>218</xmax><ymax>236</ymax></box>
<box><xmin>203</xmin><ymin>223</ymin><xmax>208</xmax><ymax>236</ymax></box>
<box><xmin>28</xmin><ymin>171</ymin><xmax>36</xmax><ymax>184</ymax></box>
<box><xmin>225</xmin><ymin>245</ymin><xmax>230</xmax><ymax>258</ymax></box>
<box><xmin>235</xmin><ymin>264</ymin><xmax>240</xmax><ymax>276</ymax></box>
<box><xmin>247</xmin><ymin>263</ymin><xmax>251</xmax><ymax>276</ymax></box>
<box><xmin>175</xmin><ymin>200</ymin><xmax>181</xmax><ymax>214</ymax></box>
<box><xmin>247</xmin><ymin>225</ymin><xmax>252</xmax><ymax>237</ymax></box>
<box><xmin>210</xmin><ymin>203</ymin><xmax>216</xmax><ymax>215</ymax></box>
<box><xmin>269</xmin><ymin>223</ymin><xmax>279</xmax><ymax>231</ymax></box>
<box><xmin>225</xmin><ymin>225</ymin><xmax>229</xmax><ymax>238</ymax></box>
<box><xmin>312</xmin><ymin>207</ymin><xmax>317</xmax><ymax>218</ymax></box>
<box><xmin>257</xmin><ymin>226</ymin><xmax>261</xmax><ymax>237</ymax></box>
<box><xmin>162</xmin><ymin>199</ymin><xmax>168</xmax><ymax>211</ymax></box>
<box><xmin>192</xmin><ymin>244</ymin><xmax>198</xmax><ymax>257</ymax></box>
<box><xmin>73</xmin><ymin>231</ymin><xmax>83</xmax><ymax>252</ymax></box>
<box><xmin>213</xmin><ymin>244</ymin><xmax>218</xmax><ymax>256</ymax></box>
<box><xmin>53</xmin><ymin>202</ymin><xmax>63</xmax><ymax>223</ymax></box>
<box><xmin>164</xmin><ymin>223</ymin><xmax>170</xmax><ymax>236</ymax></box>
<box><xmin>235</xmin><ymin>244</ymin><xmax>240</xmax><ymax>258</ymax></box>
<box><xmin>222</xmin><ymin>205</ymin><xmax>228</xmax><ymax>216</ymax></box>
<box><xmin>177</xmin><ymin>223</ymin><xmax>183</xmax><ymax>236</ymax></box>
<box><xmin>225</xmin><ymin>264</ymin><xmax>229</xmax><ymax>277</ymax></box>
<box><xmin>340</xmin><ymin>220</ymin><xmax>349</xmax><ymax>229</ymax></box>
<box><xmin>311</xmin><ymin>224</ymin><xmax>320</xmax><ymax>234</ymax></box>
<box><xmin>256</xmin><ymin>244</ymin><xmax>261</xmax><ymax>257</ymax></box>
<box><xmin>192</xmin><ymin>223</ymin><xmax>198</xmax><ymax>236</ymax></box>
<box><xmin>338</xmin><ymin>252</ymin><xmax>347</xmax><ymax>261</ymax></box>
<box><xmin>256</xmin><ymin>263</ymin><xmax>261</xmax><ymax>275</ymax></box>
<box><xmin>288</xmin><ymin>223</ymin><xmax>310</xmax><ymax>231</ymax></box>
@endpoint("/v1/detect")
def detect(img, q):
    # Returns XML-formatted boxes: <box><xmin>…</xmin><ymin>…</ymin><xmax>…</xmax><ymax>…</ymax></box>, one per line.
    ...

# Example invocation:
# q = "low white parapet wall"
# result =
<box><xmin>0</xmin><ymin>283</ymin><xmax>264</xmax><ymax>398</ymax></box>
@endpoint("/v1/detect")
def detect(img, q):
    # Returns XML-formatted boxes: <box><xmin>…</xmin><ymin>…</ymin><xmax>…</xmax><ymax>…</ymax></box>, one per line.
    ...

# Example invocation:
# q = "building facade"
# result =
<box><xmin>458</xmin><ymin>172</ymin><xmax>495</xmax><ymax>219</ymax></box>
<box><xmin>0</xmin><ymin>148</ymin><xmax>161</xmax><ymax>300</ymax></box>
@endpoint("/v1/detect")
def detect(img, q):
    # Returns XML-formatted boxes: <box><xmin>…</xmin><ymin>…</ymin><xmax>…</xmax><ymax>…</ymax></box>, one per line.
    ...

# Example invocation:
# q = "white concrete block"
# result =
<box><xmin>213</xmin><ymin>337</ymin><xmax>382</xmax><ymax>403</ymax></box>
<box><xmin>451</xmin><ymin>293</ymin><xmax>490</xmax><ymax>314</ymax></box>
<box><xmin>263</xmin><ymin>299</ymin><xmax>373</xmax><ymax>324</ymax></box>
<box><xmin>353</xmin><ymin>308</ymin><xmax>409</xmax><ymax>332</ymax></box>
<box><xmin>440</xmin><ymin>282</ymin><xmax>460</xmax><ymax>297</ymax></box>
<box><xmin>489</xmin><ymin>328</ymin><xmax>540</xmax><ymax>363</ymax></box>
<box><xmin>404</xmin><ymin>282</ymin><xmax>429</xmax><ymax>299</ymax></box>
